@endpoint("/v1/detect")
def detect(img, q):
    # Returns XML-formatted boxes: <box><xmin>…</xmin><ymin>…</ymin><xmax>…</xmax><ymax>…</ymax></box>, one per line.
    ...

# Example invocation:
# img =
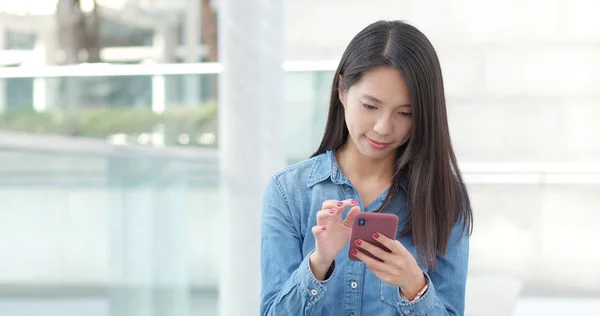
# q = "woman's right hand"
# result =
<box><xmin>309</xmin><ymin>199</ymin><xmax>361</xmax><ymax>279</ymax></box>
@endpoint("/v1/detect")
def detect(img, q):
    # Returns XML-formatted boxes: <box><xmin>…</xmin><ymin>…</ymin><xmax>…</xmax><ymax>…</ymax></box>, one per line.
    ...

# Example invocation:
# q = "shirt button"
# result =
<box><xmin>404</xmin><ymin>310</ymin><xmax>411</xmax><ymax>314</ymax></box>
<box><xmin>310</xmin><ymin>289</ymin><xmax>318</xmax><ymax>296</ymax></box>
<box><xmin>351</xmin><ymin>281</ymin><xmax>358</xmax><ymax>289</ymax></box>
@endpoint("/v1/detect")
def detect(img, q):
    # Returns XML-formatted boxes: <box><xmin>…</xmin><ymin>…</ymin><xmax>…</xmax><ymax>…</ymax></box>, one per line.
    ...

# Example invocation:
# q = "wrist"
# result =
<box><xmin>309</xmin><ymin>252</ymin><xmax>334</xmax><ymax>280</ymax></box>
<box><xmin>400</xmin><ymin>272</ymin><xmax>427</xmax><ymax>301</ymax></box>
<box><xmin>310</xmin><ymin>251</ymin><xmax>333</xmax><ymax>266</ymax></box>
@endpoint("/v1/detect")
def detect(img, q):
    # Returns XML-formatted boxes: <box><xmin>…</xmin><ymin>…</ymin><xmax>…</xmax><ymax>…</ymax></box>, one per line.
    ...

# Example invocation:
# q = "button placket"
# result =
<box><xmin>345</xmin><ymin>258</ymin><xmax>364</xmax><ymax>315</ymax></box>
<box><xmin>343</xmin><ymin>186</ymin><xmax>361</xmax><ymax>211</ymax></box>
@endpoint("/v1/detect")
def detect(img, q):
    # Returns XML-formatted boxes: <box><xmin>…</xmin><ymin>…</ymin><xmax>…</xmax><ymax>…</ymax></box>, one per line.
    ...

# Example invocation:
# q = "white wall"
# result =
<box><xmin>285</xmin><ymin>0</ymin><xmax>600</xmax><ymax>163</ymax></box>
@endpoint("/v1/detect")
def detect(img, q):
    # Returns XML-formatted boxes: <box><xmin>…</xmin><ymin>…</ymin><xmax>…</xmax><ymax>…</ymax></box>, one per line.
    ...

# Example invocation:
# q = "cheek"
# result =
<box><xmin>395</xmin><ymin>119</ymin><xmax>413</xmax><ymax>140</ymax></box>
<box><xmin>403</xmin><ymin>120</ymin><xmax>414</xmax><ymax>134</ymax></box>
<box><xmin>404</xmin><ymin>123</ymin><xmax>414</xmax><ymax>140</ymax></box>
<box><xmin>345</xmin><ymin>106</ymin><xmax>367</xmax><ymax>132</ymax></box>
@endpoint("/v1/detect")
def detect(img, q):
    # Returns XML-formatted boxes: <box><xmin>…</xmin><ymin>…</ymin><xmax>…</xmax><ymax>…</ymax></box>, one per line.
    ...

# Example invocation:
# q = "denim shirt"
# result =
<box><xmin>260</xmin><ymin>150</ymin><xmax>469</xmax><ymax>316</ymax></box>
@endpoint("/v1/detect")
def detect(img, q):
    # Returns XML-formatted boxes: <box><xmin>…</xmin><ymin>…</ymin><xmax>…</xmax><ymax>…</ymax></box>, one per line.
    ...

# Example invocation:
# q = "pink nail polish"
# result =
<box><xmin>354</xmin><ymin>239</ymin><xmax>362</xmax><ymax>246</ymax></box>
<box><xmin>351</xmin><ymin>199</ymin><xmax>358</xmax><ymax>205</ymax></box>
<box><xmin>321</xmin><ymin>226</ymin><xmax>327</xmax><ymax>231</ymax></box>
<box><xmin>337</xmin><ymin>202</ymin><xmax>343</xmax><ymax>207</ymax></box>
<box><xmin>329</xmin><ymin>210</ymin><xmax>336</xmax><ymax>215</ymax></box>
<box><xmin>372</xmin><ymin>232</ymin><xmax>380</xmax><ymax>239</ymax></box>
<box><xmin>352</xmin><ymin>249</ymin><xmax>358</xmax><ymax>255</ymax></box>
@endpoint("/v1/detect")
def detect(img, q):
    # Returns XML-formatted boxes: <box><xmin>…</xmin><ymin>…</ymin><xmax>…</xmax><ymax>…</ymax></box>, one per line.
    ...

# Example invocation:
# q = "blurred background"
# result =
<box><xmin>0</xmin><ymin>0</ymin><xmax>599</xmax><ymax>315</ymax></box>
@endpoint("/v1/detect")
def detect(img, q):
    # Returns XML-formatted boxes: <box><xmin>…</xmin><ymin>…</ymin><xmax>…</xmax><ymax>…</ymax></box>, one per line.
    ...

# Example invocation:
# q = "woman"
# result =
<box><xmin>260</xmin><ymin>20</ymin><xmax>473</xmax><ymax>316</ymax></box>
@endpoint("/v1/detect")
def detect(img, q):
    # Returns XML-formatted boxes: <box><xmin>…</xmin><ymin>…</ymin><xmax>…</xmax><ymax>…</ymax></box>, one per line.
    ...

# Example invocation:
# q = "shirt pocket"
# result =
<box><xmin>379</xmin><ymin>265</ymin><xmax>429</xmax><ymax>308</ymax></box>
<box><xmin>379</xmin><ymin>280</ymin><xmax>401</xmax><ymax>308</ymax></box>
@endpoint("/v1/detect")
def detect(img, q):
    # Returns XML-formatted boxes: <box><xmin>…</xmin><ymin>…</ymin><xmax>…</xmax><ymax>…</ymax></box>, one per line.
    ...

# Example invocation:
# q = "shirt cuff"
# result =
<box><xmin>296</xmin><ymin>251</ymin><xmax>336</xmax><ymax>303</ymax></box>
<box><xmin>400</xmin><ymin>273</ymin><xmax>429</xmax><ymax>302</ymax></box>
<box><xmin>396</xmin><ymin>272</ymin><xmax>436</xmax><ymax>315</ymax></box>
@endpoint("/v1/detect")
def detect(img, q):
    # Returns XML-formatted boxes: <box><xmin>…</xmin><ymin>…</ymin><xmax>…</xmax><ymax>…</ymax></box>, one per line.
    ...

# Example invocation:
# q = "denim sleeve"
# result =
<box><xmin>260</xmin><ymin>176</ymin><xmax>335</xmax><ymax>316</ymax></box>
<box><xmin>395</xmin><ymin>221</ymin><xmax>470</xmax><ymax>316</ymax></box>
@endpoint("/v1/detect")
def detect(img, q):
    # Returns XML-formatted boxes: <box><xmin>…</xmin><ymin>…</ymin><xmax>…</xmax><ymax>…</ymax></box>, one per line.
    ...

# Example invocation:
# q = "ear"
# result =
<box><xmin>338</xmin><ymin>74</ymin><xmax>345</xmax><ymax>107</ymax></box>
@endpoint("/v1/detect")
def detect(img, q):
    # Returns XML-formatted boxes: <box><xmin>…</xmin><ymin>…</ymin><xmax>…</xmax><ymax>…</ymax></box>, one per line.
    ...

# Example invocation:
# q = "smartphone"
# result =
<box><xmin>348</xmin><ymin>212</ymin><xmax>399</xmax><ymax>262</ymax></box>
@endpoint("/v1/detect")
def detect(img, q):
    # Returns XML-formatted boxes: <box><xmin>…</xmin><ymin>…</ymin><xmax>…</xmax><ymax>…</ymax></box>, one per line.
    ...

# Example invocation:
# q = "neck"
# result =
<box><xmin>335</xmin><ymin>139</ymin><xmax>395</xmax><ymax>184</ymax></box>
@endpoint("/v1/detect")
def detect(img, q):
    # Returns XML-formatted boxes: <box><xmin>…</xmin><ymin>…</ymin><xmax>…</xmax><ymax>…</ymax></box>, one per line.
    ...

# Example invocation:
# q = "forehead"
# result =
<box><xmin>349</xmin><ymin>66</ymin><xmax>411</xmax><ymax>104</ymax></box>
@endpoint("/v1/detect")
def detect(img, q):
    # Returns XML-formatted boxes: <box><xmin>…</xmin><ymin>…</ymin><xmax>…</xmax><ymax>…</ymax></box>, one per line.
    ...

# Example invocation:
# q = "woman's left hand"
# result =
<box><xmin>351</xmin><ymin>232</ymin><xmax>427</xmax><ymax>300</ymax></box>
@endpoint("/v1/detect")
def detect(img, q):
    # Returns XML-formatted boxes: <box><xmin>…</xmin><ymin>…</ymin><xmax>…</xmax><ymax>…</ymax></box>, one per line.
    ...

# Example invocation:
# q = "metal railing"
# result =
<box><xmin>0</xmin><ymin>61</ymin><xmax>338</xmax><ymax>78</ymax></box>
<box><xmin>1</xmin><ymin>130</ymin><xmax>599</xmax><ymax>184</ymax></box>
<box><xmin>1</xmin><ymin>62</ymin><xmax>599</xmax><ymax>184</ymax></box>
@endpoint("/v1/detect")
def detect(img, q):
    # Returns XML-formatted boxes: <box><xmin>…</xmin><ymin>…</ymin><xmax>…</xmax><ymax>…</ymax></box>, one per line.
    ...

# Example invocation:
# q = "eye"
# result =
<box><xmin>399</xmin><ymin>112</ymin><xmax>412</xmax><ymax>117</ymax></box>
<box><xmin>362</xmin><ymin>103</ymin><xmax>377</xmax><ymax>110</ymax></box>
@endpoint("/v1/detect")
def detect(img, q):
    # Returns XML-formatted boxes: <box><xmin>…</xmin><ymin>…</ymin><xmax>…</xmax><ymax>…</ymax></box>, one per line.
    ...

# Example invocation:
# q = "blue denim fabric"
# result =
<box><xmin>260</xmin><ymin>150</ymin><xmax>469</xmax><ymax>316</ymax></box>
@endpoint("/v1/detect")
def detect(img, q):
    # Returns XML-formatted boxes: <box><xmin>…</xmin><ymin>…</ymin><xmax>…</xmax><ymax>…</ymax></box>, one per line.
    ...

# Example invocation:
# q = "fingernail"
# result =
<box><xmin>321</xmin><ymin>226</ymin><xmax>327</xmax><ymax>231</ymax></box>
<box><xmin>351</xmin><ymin>249</ymin><xmax>358</xmax><ymax>255</ymax></box>
<box><xmin>373</xmin><ymin>232</ymin><xmax>380</xmax><ymax>239</ymax></box>
<box><xmin>354</xmin><ymin>239</ymin><xmax>362</xmax><ymax>246</ymax></box>
<box><xmin>329</xmin><ymin>210</ymin><xmax>336</xmax><ymax>215</ymax></box>
<box><xmin>337</xmin><ymin>202</ymin><xmax>343</xmax><ymax>206</ymax></box>
<box><xmin>351</xmin><ymin>199</ymin><xmax>358</xmax><ymax>205</ymax></box>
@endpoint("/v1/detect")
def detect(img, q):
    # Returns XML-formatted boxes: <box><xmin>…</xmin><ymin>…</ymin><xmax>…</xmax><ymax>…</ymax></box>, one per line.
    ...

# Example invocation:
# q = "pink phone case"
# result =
<box><xmin>348</xmin><ymin>212</ymin><xmax>399</xmax><ymax>262</ymax></box>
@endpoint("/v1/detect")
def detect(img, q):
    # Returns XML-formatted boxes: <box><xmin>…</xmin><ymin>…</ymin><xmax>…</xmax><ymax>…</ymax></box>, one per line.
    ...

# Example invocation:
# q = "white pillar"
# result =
<box><xmin>32</xmin><ymin>31</ymin><xmax>48</xmax><ymax>112</ymax></box>
<box><xmin>0</xmin><ymin>24</ymin><xmax>6</xmax><ymax>112</ymax></box>
<box><xmin>42</xmin><ymin>27</ymin><xmax>60</xmax><ymax>111</ymax></box>
<box><xmin>184</xmin><ymin>0</ymin><xmax>201</xmax><ymax>106</ymax></box>
<box><xmin>152</xmin><ymin>21</ymin><xmax>177</xmax><ymax>113</ymax></box>
<box><xmin>152</xmin><ymin>74</ymin><xmax>166</xmax><ymax>113</ymax></box>
<box><xmin>218</xmin><ymin>0</ymin><xmax>286</xmax><ymax>315</ymax></box>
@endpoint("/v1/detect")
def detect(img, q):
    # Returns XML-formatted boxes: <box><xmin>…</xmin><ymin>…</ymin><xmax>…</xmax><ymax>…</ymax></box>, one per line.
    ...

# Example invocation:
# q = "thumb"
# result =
<box><xmin>342</xmin><ymin>206</ymin><xmax>361</xmax><ymax>228</ymax></box>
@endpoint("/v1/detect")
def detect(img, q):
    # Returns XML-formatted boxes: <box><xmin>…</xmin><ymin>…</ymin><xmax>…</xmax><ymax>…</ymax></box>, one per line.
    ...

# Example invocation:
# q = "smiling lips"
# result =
<box><xmin>366</xmin><ymin>137</ymin><xmax>391</xmax><ymax>149</ymax></box>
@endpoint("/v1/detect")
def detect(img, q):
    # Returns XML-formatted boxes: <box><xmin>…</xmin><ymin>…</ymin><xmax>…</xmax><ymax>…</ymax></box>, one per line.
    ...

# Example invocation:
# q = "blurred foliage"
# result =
<box><xmin>0</xmin><ymin>104</ymin><xmax>218</xmax><ymax>148</ymax></box>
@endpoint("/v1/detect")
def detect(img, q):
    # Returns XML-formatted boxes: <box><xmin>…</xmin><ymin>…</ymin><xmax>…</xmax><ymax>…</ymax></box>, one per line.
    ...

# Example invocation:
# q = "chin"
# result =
<box><xmin>359</xmin><ymin>142</ymin><xmax>397</xmax><ymax>160</ymax></box>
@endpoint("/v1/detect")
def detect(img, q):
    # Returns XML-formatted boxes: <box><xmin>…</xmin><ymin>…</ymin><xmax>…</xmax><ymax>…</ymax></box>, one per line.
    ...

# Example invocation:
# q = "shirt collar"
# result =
<box><xmin>307</xmin><ymin>149</ymin><xmax>408</xmax><ymax>193</ymax></box>
<box><xmin>307</xmin><ymin>150</ymin><xmax>342</xmax><ymax>187</ymax></box>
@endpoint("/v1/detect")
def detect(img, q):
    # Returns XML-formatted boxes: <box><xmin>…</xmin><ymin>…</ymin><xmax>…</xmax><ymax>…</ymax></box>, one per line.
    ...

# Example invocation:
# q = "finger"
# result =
<box><xmin>342</xmin><ymin>205</ymin><xmax>361</xmax><ymax>228</ymax></box>
<box><xmin>311</xmin><ymin>225</ymin><xmax>328</xmax><ymax>237</ymax></box>
<box><xmin>321</xmin><ymin>198</ymin><xmax>359</xmax><ymax>211</ymax></box>
<box><xmin>351</xmin><ymin>248</ymin><xmax>387</xmax><ymax>271</ymax></box>
<box><xmin>372</xmin><ymin>231</ymin><xmax>405</xmax><ymax>254</ymax></box>
<box><xmin>316</xmin><ymin>208</ymin><xmax>340</xmax><ymax>225</ymax></box>
<box><xmin>354</xmin><ymin>239</ymin><xmax>393</xmax><ymax>262</ymax></box>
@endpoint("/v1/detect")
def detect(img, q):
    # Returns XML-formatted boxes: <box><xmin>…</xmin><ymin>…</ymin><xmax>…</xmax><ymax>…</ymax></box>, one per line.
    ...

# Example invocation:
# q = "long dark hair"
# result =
<box><xmin>311</xmin><ymin>20</ymin><xmax>472</xmax><ymax>268</ymax></box>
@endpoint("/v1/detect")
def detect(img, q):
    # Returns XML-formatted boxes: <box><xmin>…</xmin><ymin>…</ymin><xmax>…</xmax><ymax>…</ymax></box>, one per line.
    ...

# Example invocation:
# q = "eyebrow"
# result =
<box><xmin>362</xmin><ymin>94</ymin><xmax>411</xmax><ymax>108</ymax></box>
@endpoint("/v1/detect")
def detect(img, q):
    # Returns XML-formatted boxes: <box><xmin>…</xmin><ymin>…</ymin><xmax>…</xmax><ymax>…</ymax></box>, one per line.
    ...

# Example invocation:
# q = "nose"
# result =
<box><xmin>372</xmin><ymin>115</ymin><xmax>392</xmax><ymax>136</ymax></box>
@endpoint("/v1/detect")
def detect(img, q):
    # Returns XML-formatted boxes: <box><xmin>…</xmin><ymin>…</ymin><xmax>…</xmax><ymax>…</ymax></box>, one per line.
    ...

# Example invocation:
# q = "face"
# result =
<box><xmin>339</xmin><ymin>66</ymin><xmax>413</xmax><ymax>161</ymax></box>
